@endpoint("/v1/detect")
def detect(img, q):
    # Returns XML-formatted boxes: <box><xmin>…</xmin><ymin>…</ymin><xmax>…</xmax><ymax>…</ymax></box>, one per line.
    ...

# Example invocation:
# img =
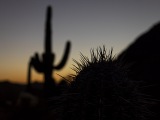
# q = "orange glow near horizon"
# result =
<box><xmin>1</xmin><ymin>0</ymin><xmax>160</xmax><ymax>86</ymax></box>
<box><xmin>0</xmin><ymin>47</ymin><xmax>121</xmax><ymax>84</ymax></box>
<box><xmin>0</xmin><ymin>61</ymin><xmax>75</xmax><ymax>84</ymax></box>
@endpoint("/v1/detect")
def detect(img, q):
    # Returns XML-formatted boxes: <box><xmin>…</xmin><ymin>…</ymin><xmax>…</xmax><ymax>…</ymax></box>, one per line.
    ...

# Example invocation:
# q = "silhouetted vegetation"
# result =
<box><xmin>50</xmin><ymin>47</ymin><xmax>153</xmax><ymax>120</ymax></box>
<box><xmin>1</xmin><ymin>5</ymin><xmax>160</xmax><ymax>120</ymax></box>
<box><xmin>0</xmin><ymin>6</ymin><xmax>71</xmax><ymax>120</ymax></box>
<box><xmin>27</xmin><ymin>6</ymin><xmax>71</xmax><ymax>97</ymax></box>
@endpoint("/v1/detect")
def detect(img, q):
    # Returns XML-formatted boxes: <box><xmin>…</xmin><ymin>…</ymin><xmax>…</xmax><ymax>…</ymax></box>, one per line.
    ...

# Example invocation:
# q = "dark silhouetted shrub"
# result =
<box><xmin>52</xmin><ymin>46</ymin><xmax>153</xmax><ymax>120</ymax></box>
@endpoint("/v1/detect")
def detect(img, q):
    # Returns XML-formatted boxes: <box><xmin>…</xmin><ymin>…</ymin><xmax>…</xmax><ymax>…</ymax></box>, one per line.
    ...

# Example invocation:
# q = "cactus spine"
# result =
<box><xmin>57</xmin><ymin>46</ymin><xmax>152</xmax><ymax>120</ymax></box>
<box><xmin>27</xmin><ymin>6</ymin><xmax>71</xmax><ymax>97</ymax></box>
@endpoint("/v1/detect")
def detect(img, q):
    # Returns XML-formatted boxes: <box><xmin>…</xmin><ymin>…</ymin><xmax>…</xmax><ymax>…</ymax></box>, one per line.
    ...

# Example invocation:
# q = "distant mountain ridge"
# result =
<box><xmin>119</xmin><ymin>22</ymin><xmax>160</xmax><ymax>60</ymax></box>
<box><xmin>118</xmin><ymin>22</ymin><xmax>160</xmax><ymax>84</ymax></box>
<box><xmin>117</xmin><ymin>22</ymin><xmax>160</xmax><ymax>119</ymax></box>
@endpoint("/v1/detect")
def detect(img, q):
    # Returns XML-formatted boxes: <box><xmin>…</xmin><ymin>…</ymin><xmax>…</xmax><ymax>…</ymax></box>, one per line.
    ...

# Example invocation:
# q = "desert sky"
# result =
<box><xmin>0</xmin><ymin>0</ymin><xmax>160</xmax><ymax>84</ymax></box>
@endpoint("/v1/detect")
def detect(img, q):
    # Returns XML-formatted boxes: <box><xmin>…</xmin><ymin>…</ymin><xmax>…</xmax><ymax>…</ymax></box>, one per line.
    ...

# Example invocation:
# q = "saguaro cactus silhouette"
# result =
<box><xmin>27</xmin><ymin>6</ymin><xmax>71</xmax><ymax>97</ymax></box>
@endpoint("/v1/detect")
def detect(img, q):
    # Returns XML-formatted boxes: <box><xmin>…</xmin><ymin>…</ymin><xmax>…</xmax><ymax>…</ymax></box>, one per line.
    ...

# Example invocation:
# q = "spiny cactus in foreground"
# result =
<box><xmin>56</xmin><ymin>46</ymin><xmax>154</xmax><ymax>120</ymax></box>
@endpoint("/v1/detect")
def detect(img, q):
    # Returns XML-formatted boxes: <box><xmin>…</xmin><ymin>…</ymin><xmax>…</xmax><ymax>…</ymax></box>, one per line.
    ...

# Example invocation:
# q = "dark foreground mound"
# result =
<box><xmin>51</xmin><ymin>47</ymin><xmax>153</xmax><ymax>120</ymax></box>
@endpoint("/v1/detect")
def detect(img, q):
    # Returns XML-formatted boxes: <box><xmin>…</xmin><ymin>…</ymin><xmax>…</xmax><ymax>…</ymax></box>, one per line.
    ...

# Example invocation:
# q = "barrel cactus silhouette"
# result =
<box><xmin>60</xmin><ymin>46</ymin><xmax>153</xmax><ymax>120</ymax></box>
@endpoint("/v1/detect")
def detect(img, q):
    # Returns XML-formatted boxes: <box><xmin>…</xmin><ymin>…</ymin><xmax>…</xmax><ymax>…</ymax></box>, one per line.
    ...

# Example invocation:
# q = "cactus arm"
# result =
<box><xmin>54</xmin><ymin>41</ymin><xmax>71</xmax><ymax>70</ymax></box>
<box><xmin>30</xmin><ymin>53</ymin><xmax>44</xmax><ymax>73</ymax></box>
<box><xmin>27</xmin><ymin>59</ymin><xmax>32</xmax><ymax>91</ymax></box>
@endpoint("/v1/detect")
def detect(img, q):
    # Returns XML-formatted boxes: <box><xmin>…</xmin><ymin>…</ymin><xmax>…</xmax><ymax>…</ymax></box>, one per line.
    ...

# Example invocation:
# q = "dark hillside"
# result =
<box><xmin>118</xmin><ymin>22</ymin><xmax>160</xmax><ymax>118</ymax></box>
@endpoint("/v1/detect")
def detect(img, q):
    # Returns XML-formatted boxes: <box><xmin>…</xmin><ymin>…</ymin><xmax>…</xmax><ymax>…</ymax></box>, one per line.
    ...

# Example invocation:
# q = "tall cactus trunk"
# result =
<box><xmin>43</xmin><ymin>71</ymin><xmax>56</xmax><ymax>97</ymax></box>
<box><xmin>42</xmin><ymin>6</ymin><xmax>55</xmax><ymax>96</ymax></box>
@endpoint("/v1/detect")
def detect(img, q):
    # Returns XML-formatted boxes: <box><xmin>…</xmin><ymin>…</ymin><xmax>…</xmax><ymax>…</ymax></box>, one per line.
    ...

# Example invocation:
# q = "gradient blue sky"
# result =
<box><xmin>0</xmin><ymin>0</ymin><xmax>160</xmax><ymax>84</ymax></box>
